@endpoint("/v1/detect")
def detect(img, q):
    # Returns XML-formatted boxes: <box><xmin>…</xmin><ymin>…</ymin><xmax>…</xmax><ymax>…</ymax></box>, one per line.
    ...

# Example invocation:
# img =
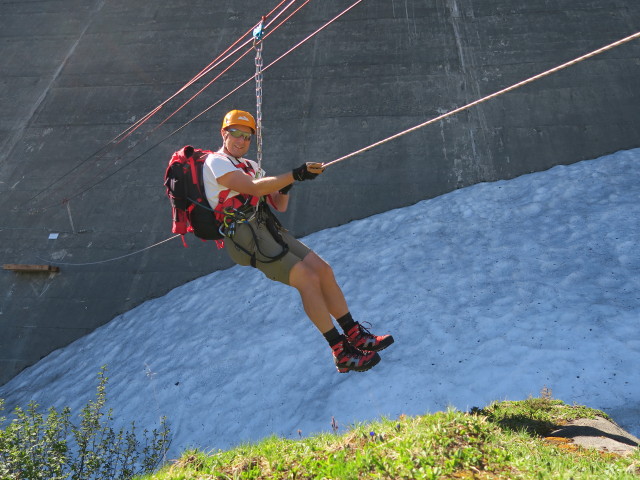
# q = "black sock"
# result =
<box><xmin>336</xmin><ymin>312</ymin><xmax>357</xmax><ymax>333</ymax></box>
<box><xmin>323</xmin><ymin>327</ymin><xmax>343</xmax><ymax>347</ymax></box>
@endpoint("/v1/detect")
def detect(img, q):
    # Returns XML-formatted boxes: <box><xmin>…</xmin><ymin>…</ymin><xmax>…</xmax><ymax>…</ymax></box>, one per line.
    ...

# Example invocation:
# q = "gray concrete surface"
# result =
<box><xmin>1</xmin><ymin>0</ymin><xmax>639</xmax><ymax>386</ymax></box>
<box><xmin>550</xmin><ymin>417</ymin><xmax>639</xmax><ymax>456</ymax></box>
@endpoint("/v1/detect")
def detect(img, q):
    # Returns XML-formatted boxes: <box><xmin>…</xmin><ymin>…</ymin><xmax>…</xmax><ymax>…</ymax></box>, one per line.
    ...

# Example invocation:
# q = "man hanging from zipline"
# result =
<box><xmin>203</xmin><ymin>109</ymin><xmax>394</xmax><ymax>372</ymax></box>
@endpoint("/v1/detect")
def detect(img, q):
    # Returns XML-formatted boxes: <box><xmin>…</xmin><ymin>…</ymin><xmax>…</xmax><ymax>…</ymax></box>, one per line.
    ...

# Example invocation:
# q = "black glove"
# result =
<box><xmin>279</xmin><ymin>183</ymin><xmax>294</xmax><ymax>194</ymax></box>
<box><xmin>292</xmin><ymin>162</ymin><xmax>325</xmax><ymax>181</ymax></box>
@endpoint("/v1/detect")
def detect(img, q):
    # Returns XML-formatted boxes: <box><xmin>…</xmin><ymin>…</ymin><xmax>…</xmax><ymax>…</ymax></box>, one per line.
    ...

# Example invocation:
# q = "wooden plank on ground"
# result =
<box><xmin>3</xmin><ymin>264</ymin><xmax>60</xmax><ymax>273</ymax></box>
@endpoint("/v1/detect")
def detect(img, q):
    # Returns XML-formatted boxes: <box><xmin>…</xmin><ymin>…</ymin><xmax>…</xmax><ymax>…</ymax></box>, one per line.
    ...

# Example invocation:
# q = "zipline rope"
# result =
<box><xmin>34</xmin><ymin>0</ymin><xmax>355</xmax><ymax>212</ymax></box>
<box><xmin>147</xmin><ymin>0</ymin><xmax>363</xmax><ymax>141</ymax></box>
<box><xmin>113</xmin><ymin>0</ymin><xmax>295</xmax><ymax>143</ymax></box>
<box><xmin>28</xmin><ymin>39</ymin><xmax>257</xmax><ymax>206</ymax></box>
<box><xmin>27</xmin><ymin>0</ymin><xmax>301</xmax><ymax>205</ymax></box>
<box><xmin>110</xmin><ymin>0</ymin><xmax>296</xmax><ymax>139</ymax></box>
<box><xmin>119</xmin><ymin>1</ymin><xmax>300</xmax><ymax>140</ymax></box>
<box><xmin>120</xmin><ymin>0</ymin><xmax>310</xmax><ymax>142</ymax></box>
<box><xmin>324</xmin><ymin>30</ymin><xmax>640</xmax><ymax>168</ymax></box>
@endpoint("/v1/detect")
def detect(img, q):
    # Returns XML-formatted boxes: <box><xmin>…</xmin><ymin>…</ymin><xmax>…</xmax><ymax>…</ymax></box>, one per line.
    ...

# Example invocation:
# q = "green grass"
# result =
<box><xmin>137</xmin><ymin>397</ymin><xmax>640</xmax><ymax>480</ymax></box>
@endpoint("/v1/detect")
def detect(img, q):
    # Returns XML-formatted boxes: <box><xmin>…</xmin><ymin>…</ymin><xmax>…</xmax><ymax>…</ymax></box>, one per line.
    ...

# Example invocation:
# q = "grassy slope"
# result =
<box><xmin>140</xmin><ymin>397</ymin><xmax>640</xmax><ymax>479</ymax></box>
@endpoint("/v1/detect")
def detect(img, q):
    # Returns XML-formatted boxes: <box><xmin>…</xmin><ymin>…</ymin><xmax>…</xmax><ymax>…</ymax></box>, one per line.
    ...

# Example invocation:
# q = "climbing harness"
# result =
<box><xmin>223</xmin><ymin>202</ymin><xmax>290</xmax><ymax>268</ymax></box>
<box><xmin>200</xmin><ymin>146</ymin><xmax>289</xmax><ymax>267</ymax></box>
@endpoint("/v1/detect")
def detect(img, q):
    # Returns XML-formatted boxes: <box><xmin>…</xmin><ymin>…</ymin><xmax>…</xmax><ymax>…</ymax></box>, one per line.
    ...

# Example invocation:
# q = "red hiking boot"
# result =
<box><xmin>346</xmin><ymin>322</ymin><xmax>394</xmax><ymax>352</ymax></box>
<box><xmin>331</xmin><ymin>338</ymin><xmax>380</xmax><ymax>373</ymax></box>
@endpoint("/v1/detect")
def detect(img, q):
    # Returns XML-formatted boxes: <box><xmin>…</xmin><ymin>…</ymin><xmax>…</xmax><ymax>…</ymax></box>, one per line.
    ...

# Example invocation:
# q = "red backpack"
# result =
<box><xmin>164</xmin><ymin>146</ymin><xmax>257</xmax><ymax>246</ymax></box>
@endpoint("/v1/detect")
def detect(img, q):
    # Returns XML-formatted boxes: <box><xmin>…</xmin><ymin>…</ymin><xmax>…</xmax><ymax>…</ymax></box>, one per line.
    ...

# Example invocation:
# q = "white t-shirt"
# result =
<box><xmin>202</xmin><ymin>149</ymin><xmax>263</xmax><ymax>208</ymax></box>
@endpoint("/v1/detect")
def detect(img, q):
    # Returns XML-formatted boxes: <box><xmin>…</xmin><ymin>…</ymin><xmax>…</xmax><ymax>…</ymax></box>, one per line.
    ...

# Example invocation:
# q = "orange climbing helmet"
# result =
<box><xmin>221</xmin><ymin>110</ymin><xmax>256</xmax><ymax>134</ymax></box>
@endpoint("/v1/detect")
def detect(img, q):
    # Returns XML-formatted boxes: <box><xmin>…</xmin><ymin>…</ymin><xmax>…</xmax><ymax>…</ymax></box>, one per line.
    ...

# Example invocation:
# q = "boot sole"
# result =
<box><xmin>336</xmin><ymin>352</ymin><xmax>381</xmax><ymax>373</ymax></box>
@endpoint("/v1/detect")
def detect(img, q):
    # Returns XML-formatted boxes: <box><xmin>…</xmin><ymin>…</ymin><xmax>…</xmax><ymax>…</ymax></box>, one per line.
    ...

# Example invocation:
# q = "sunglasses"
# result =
<box><xmin>226</xmin><ymin>128</ymin><xmax>252</xmax><ymax>141</ymax></box>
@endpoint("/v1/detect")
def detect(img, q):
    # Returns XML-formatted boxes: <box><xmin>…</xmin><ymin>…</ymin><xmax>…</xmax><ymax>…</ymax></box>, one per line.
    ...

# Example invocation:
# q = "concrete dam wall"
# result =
<box><xmin>1</xmin><ymin>0</ymin><xmax>639</xmax><ymax>385</ymax></box>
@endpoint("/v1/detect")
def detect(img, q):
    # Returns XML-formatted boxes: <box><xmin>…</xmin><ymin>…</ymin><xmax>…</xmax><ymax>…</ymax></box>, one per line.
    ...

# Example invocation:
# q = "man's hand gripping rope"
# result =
<box><xmin>280</xmin><ymin>162</ymin><xmax>325</xmax><ymax>194</ymax></box>
<box><xmin>292</xmin><ymin>162</ymin><xmax>325</xmax><ymax>181</ymax></box>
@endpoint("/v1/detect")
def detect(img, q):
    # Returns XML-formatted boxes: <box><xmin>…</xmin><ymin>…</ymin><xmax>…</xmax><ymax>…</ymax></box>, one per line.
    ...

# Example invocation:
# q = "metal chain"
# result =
<box><xmin>254</xmin><ymin>19</ymin><xmax>265</xmax><ymax>177</ymax></box>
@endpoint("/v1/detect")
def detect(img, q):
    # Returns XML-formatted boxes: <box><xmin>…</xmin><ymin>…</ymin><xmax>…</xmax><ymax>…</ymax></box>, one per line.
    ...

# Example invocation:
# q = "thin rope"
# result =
<box><xmin>91</xmin><ymin>0</ymin><xmax>295</xmax><ymax>147</ymax></box>
<box><xmin>26</xmin><ymin>38</ymin><xmax>256</xmax><ymax>205</ymax></box>
<box><xmin>154</xmin><ymin>0</ymin><xmax>363</xmax><ymax>137</ymax></box>
<box><xmin>27</xmin><ymin>0</ymin><xmax>300</xmax><ymax>205</ymax></box>
<box><xmin>119</xmin><ymin>1</ymin><xmax>298</xmax><ymax>139</ymax></box>
<box><xmin>324</xmin><ymin>30</ymin><xmax>640</xmax><ymax>168</ymax></box>
<box><xmin>37</xmin><ymin>235</ymin><xmax>181</xmax><ymax>266</ymax></box>
<box><xmin>35</xmin><ymin>0</ymin><xmax>353</xmax><ymax>210</ymax></box>
<box><xmin>31</xmin><ymin>8</ymin><xmax>311</xmax><ymax>213</ymax></box>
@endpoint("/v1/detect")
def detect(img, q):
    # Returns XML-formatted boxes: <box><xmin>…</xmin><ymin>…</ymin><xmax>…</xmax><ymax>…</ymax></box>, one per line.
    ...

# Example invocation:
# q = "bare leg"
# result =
<box><xmin>289</xmin><ymin>253</ymin><xmax>384</xmax><ymax>372</ymax></box>
<box><xmin>300</xmin><ymin>252</ymin><xmax>349</xmax><ymax>319</ymax></box>
<box><xmin>289</xmin><ymin>260</ymin><xmax>334</xmax><ymax>333</ymax></box>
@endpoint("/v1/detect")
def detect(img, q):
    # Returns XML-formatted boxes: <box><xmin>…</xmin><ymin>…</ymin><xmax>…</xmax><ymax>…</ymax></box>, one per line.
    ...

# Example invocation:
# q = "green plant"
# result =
<box><xmin>0</xmin><ymin>399</ymin><xmax>70</xmax><ymax>480</ymax></box>
<box><xmin>0</xmin><ymin>366</ymin><xmax>170</xmax><ymax>480</ymax></box>
<box><xmin>138</xmin><ymin>398</ymin><xmax>639</xmax><ymax>480</ymax></box>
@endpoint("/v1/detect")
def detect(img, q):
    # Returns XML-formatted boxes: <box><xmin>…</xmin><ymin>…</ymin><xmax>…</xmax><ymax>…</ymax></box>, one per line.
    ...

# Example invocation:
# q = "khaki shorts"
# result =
<box><xmin>224</xmin><ymin>218</ymin><xmax>311</xmax><ymax>285</ymax></box>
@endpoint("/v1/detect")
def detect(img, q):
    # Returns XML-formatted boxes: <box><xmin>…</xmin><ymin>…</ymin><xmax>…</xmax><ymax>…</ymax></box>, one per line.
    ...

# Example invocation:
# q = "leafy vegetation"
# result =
<box><xmin>0</xmin><ymin>366</ymin><xmax>170</xmax><ymax>480</ymax></box>
<box><xmin>3</xmin><ymin>379</ymin><xmax>638</xmax><ymax>479</ymax></box>
<box><xmin>139</xmin><ymin>395</ymin><xmax>639</xmax><ymax>480</ymax></box>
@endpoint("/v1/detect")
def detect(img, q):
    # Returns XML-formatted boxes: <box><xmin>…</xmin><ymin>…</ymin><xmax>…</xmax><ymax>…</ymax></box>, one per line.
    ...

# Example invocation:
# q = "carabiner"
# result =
<box><xmin>253</xmin><ymin>17</ymin><xmax>265</xmax><ymax>46</ymax></box>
